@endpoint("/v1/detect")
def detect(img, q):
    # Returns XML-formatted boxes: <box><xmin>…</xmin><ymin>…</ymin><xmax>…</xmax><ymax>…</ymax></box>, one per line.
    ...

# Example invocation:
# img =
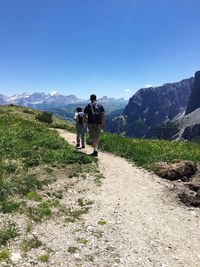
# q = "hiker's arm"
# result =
<box><xmin>101</xmin><ymin>112</ymin><xmax>106</xmax><ymax>128</ymax></box>
<box><xmin>83</xmin><ymin>113</ymin><xmax>88</xmax><ymax>124</ymax></box>
<box><xmin>83</xmin><ymin>106</ymin><xmax>88</xmax><ymax>124</ymax></box>
<box><xmin>73</xmin><ymin>113</ymin><xmax>78</xmax><ymax>121</ymax></box>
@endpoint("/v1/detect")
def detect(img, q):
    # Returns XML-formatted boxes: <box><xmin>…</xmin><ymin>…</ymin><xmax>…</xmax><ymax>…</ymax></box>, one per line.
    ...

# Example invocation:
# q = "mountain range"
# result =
<box><xmin>108</xmin><ymin>71</ymin><xmax>200</xmax><ymax>141</ymax></box>
<box><xmin>0</xmin><ymin>92</ymin><xmax>80</xmax><ymax>109</ymax></box>
<box><xmin>0</xmin><ymin>92</ymin><xmax>128</xmax><ymax>120</ymax></box>
<box><xmin>1</xmin><ymin>71</ymin><xmax>200</xmax><ymax>141</ymax></box>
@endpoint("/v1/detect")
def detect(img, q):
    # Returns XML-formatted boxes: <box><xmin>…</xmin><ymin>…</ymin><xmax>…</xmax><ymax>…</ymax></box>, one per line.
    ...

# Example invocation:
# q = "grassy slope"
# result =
<box><xmin>0</xmin><ymin>106</ymin><xmax>102</xmax><ymax>262</ymax></box>
<box><xmin>1</xmin><ymin>104</ymin><xmax>200</xmax><ymax>259</ymax></box>
<box><xmin>0</xmin><ymin>105</ymin><xmax>93</xmax><ymax>214</ymax></box>
<box><xmin>100</xmin><ymin>133</ymin><xmax>200</xmax><ymax>169</ymax></box>
<box><xmin>1</xmin><ymin>104</ymin><xmax>200</xmax><ymax>204</ymax></box>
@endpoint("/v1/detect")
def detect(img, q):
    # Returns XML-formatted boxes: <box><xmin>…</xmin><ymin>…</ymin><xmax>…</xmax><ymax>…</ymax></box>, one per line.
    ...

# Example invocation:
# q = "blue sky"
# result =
<box><xmin>0</xmin><ymin>0</ymin><xmax>200</xmax><ymax>99</ymax></box>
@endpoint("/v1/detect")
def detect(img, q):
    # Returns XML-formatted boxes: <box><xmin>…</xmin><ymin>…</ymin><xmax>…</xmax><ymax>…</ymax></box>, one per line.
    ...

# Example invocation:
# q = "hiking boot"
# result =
<box><xmin>90</xmin><ymin>151</ymin><xmax>98</xmax><ymax>157</ymax></box>
<box><xmin>81</xmin><ymin>145</ymin><xmax>85</xmax><ymax>149</ymax></box>
<box><xmin>76</xmin><ymin>144</ymin><xmax>80</xmax><ymax>148</ymax></box>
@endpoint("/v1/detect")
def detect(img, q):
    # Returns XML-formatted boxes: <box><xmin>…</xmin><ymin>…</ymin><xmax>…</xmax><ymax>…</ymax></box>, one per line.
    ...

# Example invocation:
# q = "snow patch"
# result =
<box><xmin>50</xmin><ymin>91</ymin><xmax>59</xmax><ymax>96</ymax></box>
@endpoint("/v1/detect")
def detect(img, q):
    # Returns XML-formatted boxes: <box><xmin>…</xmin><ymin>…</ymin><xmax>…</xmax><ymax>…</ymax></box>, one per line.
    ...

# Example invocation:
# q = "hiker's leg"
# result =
<box><xmin>93</xmin><ymin>138</ymin><xmax>99</xmax><ymax>151</ymax></box>
<box><xmin>76</xmin><ymin>133</ymin><xmax>80</xmax><ymax>146</ymax></box>
<box><xmin>76</xmin><ymin>125</ymin><xmax>81</xmax><ymax>146</ymax></box>
<box><xmin>92</xmin><ymin>125</ymin><xmax>101</xmax><ymax>151</ymax></box>
<box><xmin>88</xmin><ymin>124</ymin><xmax>93</xmax><ymax>144</ymax></box>
<box><xmin>81</xmin><ymin>128</ymin><xmax>86</xmax><ymax>147</ymax></box>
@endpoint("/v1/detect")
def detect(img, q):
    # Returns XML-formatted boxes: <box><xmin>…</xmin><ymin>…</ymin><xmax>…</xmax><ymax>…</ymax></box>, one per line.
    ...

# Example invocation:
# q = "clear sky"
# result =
<box><xmin>0</xmin><ymin>0</ymin><xmax>200</xmax><ymax>99</ymax></box>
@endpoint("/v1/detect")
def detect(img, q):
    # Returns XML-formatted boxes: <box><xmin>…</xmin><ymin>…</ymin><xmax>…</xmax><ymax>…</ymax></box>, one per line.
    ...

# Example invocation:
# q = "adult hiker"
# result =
<box><xmin>84</xmin><ymin>94</ymin><xmax>106</xmax><ymax>157</ymax></box>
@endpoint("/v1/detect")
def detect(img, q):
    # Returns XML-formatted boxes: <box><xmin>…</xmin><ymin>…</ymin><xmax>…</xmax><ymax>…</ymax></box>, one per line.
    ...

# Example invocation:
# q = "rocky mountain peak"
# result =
<box><xmin>185</xmin><ymin>71</ymin><xmax>200</xmax><ymax>115</ymax></box>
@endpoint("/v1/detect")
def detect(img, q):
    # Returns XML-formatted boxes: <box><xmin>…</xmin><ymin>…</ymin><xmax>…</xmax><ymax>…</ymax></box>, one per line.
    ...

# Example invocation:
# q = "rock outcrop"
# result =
<box><xmin>172</xmin><ymin>71</ymin><xmax>200</xmax><ymax>141</ymax></box>
<box><xmin>185</xmin><ymin>71</ymin><xmax>200</xmax><ymax>115</ymax></box>
<box><xmin>122</xmin><ymin>77</ymin><xmax>194</xmax><ymax>137</ymax></box>
<box><xmin>154</xmin><ymin>160</ymin><xmax>198</xmax><ymax>181</ymax></box>
<box><xmin>109</xmin><ymin>71</ymin><xmax>200</xmax><ymax>141</ymax></box>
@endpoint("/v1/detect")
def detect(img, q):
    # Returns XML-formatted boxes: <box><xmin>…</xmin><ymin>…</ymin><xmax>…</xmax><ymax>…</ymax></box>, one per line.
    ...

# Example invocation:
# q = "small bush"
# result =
<box><xmin>36</xmin><ymin>112</ymin><xmax>52</xmax><ymax>123</ymax></box>
<box><xmin>23</xmin><ymin>109</ymin><xmax>35</xmax><ymax>115</ymax></box>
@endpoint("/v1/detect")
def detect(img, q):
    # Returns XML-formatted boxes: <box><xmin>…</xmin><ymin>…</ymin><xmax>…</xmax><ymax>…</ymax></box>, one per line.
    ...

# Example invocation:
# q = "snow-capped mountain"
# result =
<box><xmin>3</xmin><ymin>92</ymin><xmax>81</xmax><ymax>109</ymax></box>
<box><xmin>1</xmin><ymin>92</ymin><xmax>127</xmax><ymax>113</ymax></box>
<box><xmin>0</xmin><ymin>94</ymin><xmax>6</xmax><ymax>105</ymax></box>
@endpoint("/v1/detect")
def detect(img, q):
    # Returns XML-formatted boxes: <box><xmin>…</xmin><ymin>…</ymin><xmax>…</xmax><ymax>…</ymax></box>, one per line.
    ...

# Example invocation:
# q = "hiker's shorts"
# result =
<box><xmin>88</xmin><ymin>124</ymin><xmax>101</xmax><ymax>140</ymax></box>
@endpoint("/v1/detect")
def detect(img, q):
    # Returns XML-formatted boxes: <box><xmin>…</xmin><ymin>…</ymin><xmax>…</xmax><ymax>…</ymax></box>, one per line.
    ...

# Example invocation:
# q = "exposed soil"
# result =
<box><xmin>57</xmin><ymin>130</ymin><xmax>200</xmax><ymax>267</ymax></box>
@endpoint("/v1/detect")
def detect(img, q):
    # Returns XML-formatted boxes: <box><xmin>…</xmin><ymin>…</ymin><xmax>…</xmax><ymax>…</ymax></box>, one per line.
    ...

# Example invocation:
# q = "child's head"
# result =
<box><xmin>76</xmin><ymin>107</ymin><xmax>82</xmax><ymax>112</ymax></box>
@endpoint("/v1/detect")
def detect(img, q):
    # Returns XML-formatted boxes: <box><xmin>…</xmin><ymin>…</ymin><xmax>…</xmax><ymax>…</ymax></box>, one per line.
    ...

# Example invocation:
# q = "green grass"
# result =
<box><xmin>97</xmin><ymin>219</ymin><xmax>107</xmax><ymax>225</ymax></box>
<box><xmin>26</xmin><ymin>191</ymin><xmax>43</xmax><ymax>202</ymax></box>
<box><xmin>0</xmin><ymin>114</ymin><xmax>92</xmax><ymax>166</ymax></box>
<box><xmin>68</xmin><ymin>246</ymin><xmax>79</xmax><ymax>254</ymax></box>
<box><xmin>0</xmin><ymin>106</ymin><xmax>95</xmax><ymax>215</ymax></box>
<box><xmin>77</xmin><ymin>238</ymin><xmax>88</xmax><ymax>245</ymax></box>
<box><xmin>0</xmin><ymin>222</ymin><xmax>19</xmax><ymax>246</ymax></box>
<box><xmin>20</xmin><ymin>236</ymin><xmax>43</xmax><ymax>252</ymax></box>
<box><xmin>66</xmin><ymin>208</ymin><xmax>89</xmax><ymax>222</ymax></box>
<box><xmin>85</xmin><ymin>255</ymin><xmax>95</xmax><ymax>262</ymax></box>
<box><xmin>37</xmin><ymin>253</ymin><xmax>50</xmax><ymax>262</ymax></box>
<box><xmin>0</xmin><ymin>250</ymin><xmax>10</xmax><ymax>261</ymax></box>
<box><xmin>77</xmin><ymin>198</ymin><xmax>94</xmax><ymax>207</ymax></box>
<box><xmin>27</xmin><ymin>201</ymin><xmax>52</xmax><ymax>222</ymax></box>
<box><xmin>94</xmin><ymin>173</ymin><xmax>105</xmax><ymax>186</ymax></box>
<box><xmin>100</xmin><ymin>132</ymin><xmax>200</xmax><ymax>169</ymax></box>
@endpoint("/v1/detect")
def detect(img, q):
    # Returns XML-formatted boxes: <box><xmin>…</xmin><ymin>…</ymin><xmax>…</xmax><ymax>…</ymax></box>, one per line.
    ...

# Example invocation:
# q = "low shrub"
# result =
<box><xmin>36</xmin><ymin>111</ymin><xmax>52</xmax><ymax>123</ymax></box>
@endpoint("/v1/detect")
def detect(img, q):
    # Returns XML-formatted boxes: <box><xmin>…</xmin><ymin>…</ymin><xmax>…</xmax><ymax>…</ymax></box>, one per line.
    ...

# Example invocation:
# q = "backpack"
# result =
<box><xmin>88</xmin><ymin>102</ymin><xmax>102</xmax><ymax>123</ymax></box>
<box><xmin>77</xmin><ymin>112</ymin><xmax>84</xmax><ymax>125</ymax></box>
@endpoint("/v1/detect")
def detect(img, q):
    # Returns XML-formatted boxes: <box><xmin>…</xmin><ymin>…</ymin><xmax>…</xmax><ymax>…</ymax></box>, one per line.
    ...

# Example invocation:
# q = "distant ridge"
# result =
<box><xmin>1</xmin><ymin>92</ymin><xmax>80</xmax><ymax>109</ymax></box>
<box><xmin>0</xmin><ymin>92</ymin><xmax>127</xmax><ymax>119</ymax></box>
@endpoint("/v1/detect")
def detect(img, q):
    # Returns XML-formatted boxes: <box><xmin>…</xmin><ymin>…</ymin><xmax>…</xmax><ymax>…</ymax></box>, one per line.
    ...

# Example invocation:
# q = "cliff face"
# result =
<box><xmin>185</xmin><ymin>71</ymin><xmax>200</xmax><ymax>115</ymax></box>
<box><xmin>172</xmin><ymin>71</ymin><xmax>200</xmax><ymax>141</ymax></box>
<box><xmin>122</xmin><ymin>78</ymin><xmax>194</xmax><ymax>137</ymax></box>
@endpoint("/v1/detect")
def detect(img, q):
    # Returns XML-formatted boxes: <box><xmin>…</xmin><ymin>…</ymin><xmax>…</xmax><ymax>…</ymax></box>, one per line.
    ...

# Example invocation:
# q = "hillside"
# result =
<box><xmin>1</xmin><ymin>105</ymin><xmax>200</xmax><ymax>266</ymax></box>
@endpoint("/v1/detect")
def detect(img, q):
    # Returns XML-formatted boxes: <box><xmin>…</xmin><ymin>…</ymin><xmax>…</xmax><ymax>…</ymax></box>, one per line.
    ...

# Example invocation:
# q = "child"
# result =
<box><xmin>74</xmin><ymin>107</ymin><xmax>87</xmax><ymax>148</ymax></box>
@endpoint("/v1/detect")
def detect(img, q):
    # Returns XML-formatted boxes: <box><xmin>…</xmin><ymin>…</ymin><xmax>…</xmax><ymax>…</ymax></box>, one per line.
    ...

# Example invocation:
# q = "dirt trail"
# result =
<box><xmin>58</xmin><ymin>129</ymin><xmax>200</xmax><ymax>267</ymax></box>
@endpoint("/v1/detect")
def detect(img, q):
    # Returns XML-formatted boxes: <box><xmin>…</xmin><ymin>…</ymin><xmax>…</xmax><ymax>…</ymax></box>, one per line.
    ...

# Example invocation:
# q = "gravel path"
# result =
<box><xmin>58</xmin><ymin>129</ymin><xmax>200</xmax><ymax>267</ymax></box>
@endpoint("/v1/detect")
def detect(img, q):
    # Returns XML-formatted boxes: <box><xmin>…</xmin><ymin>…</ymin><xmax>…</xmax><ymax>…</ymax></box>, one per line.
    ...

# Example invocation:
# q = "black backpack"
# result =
<box><xmin>78</xmin><ymin>113</ymin><xmax>84</xmax><ymax>125</ymax></box>
<box><xmin>89</xmin><ymin>103</ymin><xmax>102</xmax><ymax>123</ymax></box>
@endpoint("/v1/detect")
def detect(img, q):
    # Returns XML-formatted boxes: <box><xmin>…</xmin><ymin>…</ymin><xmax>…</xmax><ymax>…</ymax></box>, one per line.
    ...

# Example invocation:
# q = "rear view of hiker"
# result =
<box><xmin>84</xmin><ymin>94</ymin><xmax>105</xmax><ymax>157</ymax></box>
<box><xmin>74</xmin><ymin>107</ymin><xmax>86</xmax><ymax>148</ymax></box>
